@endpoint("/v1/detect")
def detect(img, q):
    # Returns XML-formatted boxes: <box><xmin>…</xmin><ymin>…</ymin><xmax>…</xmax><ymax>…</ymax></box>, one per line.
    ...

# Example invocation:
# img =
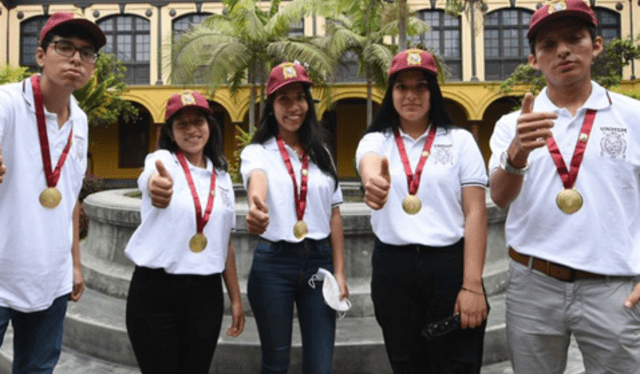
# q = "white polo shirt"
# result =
<box><xmin>0</xmin><ymin>77</ymin><xmax>88</xmax><ymax>312</ymax></box>
<box><xmin>125</xmin><ymin>150</ymin><xmax>236</xmax><ymax>275</ymax></box>
<box><xmin>489</xmin><ymin>82</ymin><xmax>640</xmax><ymax>275</ymax></box>
<box><xmin>240</xmin><ymin>137</ymin><xmax>343</xmax><ymax>243</ymax></box>
<box><xmin>356</xmin><ymin>126</ymin><xmax>487</xmax><ymax>247</ymax></box>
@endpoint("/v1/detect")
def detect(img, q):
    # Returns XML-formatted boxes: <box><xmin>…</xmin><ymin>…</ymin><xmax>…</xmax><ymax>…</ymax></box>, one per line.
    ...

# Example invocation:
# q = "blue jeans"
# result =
<box><xmin>247</xmin><ymin>237</ymin><xmax>336</xmax><ymax>374</ymax></box>
<box><xmin>0</xmin><ymin>294</ymin><xmax>69</xmax><ymax>374</ymax></box>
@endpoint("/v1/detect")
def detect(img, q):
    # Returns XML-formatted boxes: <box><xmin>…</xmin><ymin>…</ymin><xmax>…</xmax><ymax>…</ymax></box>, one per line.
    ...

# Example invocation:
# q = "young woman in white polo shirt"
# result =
<box><xmin>241</xmin><ymin>62</ymin><xmax>349</xmax><ymax>374</ymax></box>
<box><xmin>124</xmin><ymin>91</ymin><xmax>245</xmax><ymax>374</ymax></box>
<box><xmin>356</xmin><ymin>49</ymin><xmax>489</xmax><ymax>373</ymax></box>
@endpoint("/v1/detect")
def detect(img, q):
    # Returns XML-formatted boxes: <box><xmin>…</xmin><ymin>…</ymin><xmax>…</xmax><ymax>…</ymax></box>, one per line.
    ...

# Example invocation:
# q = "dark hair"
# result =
<box><xmin>158</xmin><ymin>109</ymin><xmax>228</xmax><ymax>171</ymax></box>
<box><xmin>251</xmin><ymin>84</ymin><xmax>339</xmax><ymax>190</ymax></box>
<box><xmin>365</xmin><ymin>70</ymin><xmax>452</xmax><ymax>136</ymax></box>
<box><xmin>40</xmin><ymin>24</ymin><xmax>99</xmax><ymax>52</ymax></box>
<box><xmin>528</xmin><ymin>20</ymin><xmax>597</xmax><ymax>56</ymax></box>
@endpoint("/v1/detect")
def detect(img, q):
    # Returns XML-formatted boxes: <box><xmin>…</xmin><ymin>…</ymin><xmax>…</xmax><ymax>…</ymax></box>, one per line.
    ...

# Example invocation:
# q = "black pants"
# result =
<box><xmin>371</xmin><ymin>238</ymin><xmax>487</xmax><ymax>374</ymax></box>
<box><xmin>126</xmin><ymin>266</ymin><xmax>224</xmax><ymax>374</ymax></box>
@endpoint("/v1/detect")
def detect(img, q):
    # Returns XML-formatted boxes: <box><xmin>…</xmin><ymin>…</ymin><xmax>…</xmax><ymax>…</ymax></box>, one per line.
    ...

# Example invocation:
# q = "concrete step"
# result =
<box><xmin>60</xmin><ymin>288</ymin><xmax>508</xmax><ymax>369</ymax></box>
<box><xmin>82</xmin><ymin>236</ymin><xmax>511</xmax><ymax>305</ymax></box>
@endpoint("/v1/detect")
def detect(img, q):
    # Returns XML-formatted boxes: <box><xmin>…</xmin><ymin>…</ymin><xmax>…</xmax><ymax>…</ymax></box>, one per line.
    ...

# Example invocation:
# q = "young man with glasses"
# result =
<box><xmin>0</xmin><ymin>12</ymin><xmax>105</xmax><ymax>373</ymax></box>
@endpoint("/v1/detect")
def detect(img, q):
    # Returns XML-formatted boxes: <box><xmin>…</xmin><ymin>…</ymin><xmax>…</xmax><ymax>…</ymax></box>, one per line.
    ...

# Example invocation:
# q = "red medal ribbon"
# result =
<box><xmin>546</xmin><ymin>109</ymin><xmax>597</xmax><ymax>189</ymax></box>
<box><xmin>393</xmin><ymin>125</ymin><xmax>437</xmax><ymax>195</ymax></box>
<box><xmin>31</xmin><ymin>75</ymin><xmax>74</xmax><ymax>188</ymax></box>
<box><xmin>276</xmin><ymin>136</ymin><xmax>309</xmax><ymax>222</ymax></box>
<box><xmin>176</xmin><ymin>151</ymin><xmax>217</xmax><ymax>234</ymax></box>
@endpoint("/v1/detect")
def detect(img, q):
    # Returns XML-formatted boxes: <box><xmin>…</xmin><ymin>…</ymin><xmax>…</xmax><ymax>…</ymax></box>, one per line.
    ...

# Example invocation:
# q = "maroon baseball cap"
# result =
<box><xmin>388</xmin><ymin>49</ymin><xmax>438</xmax><ymax>78</ymax></box>
<box><xmin>40</xmin><ymin>12</ymin><xmax>107</xmax><ymax>50</ymax></box>
<box><xmin>527</xmin><ymin>0</ymin><xmax>598</xmax><ymax>40</ymax></box>
<box><xmin>165</xmin><ymin>90</ymin><xmax>213</xmax><ymax>120</ymax></box>
<box><xmin>266</xmin><ymin>62</ymin><xmax>313</xmax><ymax>96</ymax></box>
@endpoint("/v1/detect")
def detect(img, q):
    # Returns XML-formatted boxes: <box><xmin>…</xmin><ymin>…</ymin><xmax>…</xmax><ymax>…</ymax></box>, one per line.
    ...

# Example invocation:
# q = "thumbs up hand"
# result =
<box><xmin>0</xmin><ymin>143</ymin><xmax>6</xmax><ymax>185</ymax></box>
<box><xmin>363</xmin><ymin>156</ymin><xmax>391</xmax><ymax>210</ymax></box>
<box><xmin>247</xmin><ymin>195</ymin><xmax>270</xmax><ymax>234</ymax></box>
<box><xmin>514</xmin><ymin>92</ymin><xmax>557</xmax><ymax>154</ymax></box>
<box><xmin>149</xmin><ymin>160</ymin><xmax>173</xmax><ymax>208</ymax></box>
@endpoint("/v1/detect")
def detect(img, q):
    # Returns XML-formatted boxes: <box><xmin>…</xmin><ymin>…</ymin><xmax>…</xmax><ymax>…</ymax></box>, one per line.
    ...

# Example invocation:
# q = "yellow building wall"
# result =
<box><xmin>3</xmin><ymin>0</ymin><xmax>640</xmax><ymax>180</ymax></box>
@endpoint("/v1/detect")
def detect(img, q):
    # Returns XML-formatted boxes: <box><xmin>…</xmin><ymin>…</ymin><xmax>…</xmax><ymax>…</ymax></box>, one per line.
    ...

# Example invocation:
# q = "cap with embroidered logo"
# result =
<box><xmin>165</xmin><ymin>90</ymin><xmax>213</xmax><ymax>120</ymax></box>
<box><xmin>388</xmin><ymin>48</ymin><xmax>438</xmax><ymax>78</ymax></box>
<box><xmin>266</xmin><ymin>62</ymin><xmax>313</xmax><ymax>96</ymax></box>
<box><xmin>40</xmin><ymin>12</ymin><xmax>107</xmax><ymax>50</ymax></box>
<box><xmin>527</xmin><ymin>0</ymin><xmax>598</xmax><ymax>40</ymax></box>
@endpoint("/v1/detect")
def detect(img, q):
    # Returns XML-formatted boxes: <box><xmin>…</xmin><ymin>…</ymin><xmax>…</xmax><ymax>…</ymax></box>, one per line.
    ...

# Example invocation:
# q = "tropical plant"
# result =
<box><xmin>228</xmin><ymin>124</ymin><xmax>256</xmax><ymax>183</ymax></box>
<box><xmin>320</xmin><ymin>0</ymin><xmax>432</xmax><ymax>125</ymax></box>
<box><xmin>170</xmin><ymin>0</ymin><xmax>335</xmax><ymax>132</ymax></box>
<box><xmin>73</xmin><ymin>53</ymin><xmax>138</xmax><ymax>127</ymax></box>
<box><xmin>0</xmin><ymin>65</ymin><xmax>30</xmax><ymax>85</ymax></box>
<box><xmin>499</xmin><ymin>36</ymin><xmax>640</xmax><ymax>99</ymax></box>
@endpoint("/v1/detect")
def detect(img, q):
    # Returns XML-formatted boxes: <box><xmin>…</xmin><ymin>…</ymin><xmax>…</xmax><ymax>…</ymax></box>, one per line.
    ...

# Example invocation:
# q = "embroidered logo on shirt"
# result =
<box><xmin>432</xmin><ymin>144</ymin><xmax>453</xmax><ymax>166</ymax></box>
<box><xmin>600</xmin><ymin>127</ymin><xmax>627</xmax><ymax>159</ymax></box>
<box><xmin>74</xmin><ymin>135</ymin><xmax>84</xmax><ymax>160</ymax></box>
<box><xmin>219</xmin><ymin>186</ymin><xmax>233</xmax><ymax>209</ymax></box>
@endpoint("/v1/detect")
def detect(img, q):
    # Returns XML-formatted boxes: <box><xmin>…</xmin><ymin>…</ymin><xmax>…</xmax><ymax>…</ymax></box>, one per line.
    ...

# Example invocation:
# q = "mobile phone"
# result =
<box><xmin>421</xmin><ymin>313</ymin><xmax>461</xmax><ymax>340</ymax></box>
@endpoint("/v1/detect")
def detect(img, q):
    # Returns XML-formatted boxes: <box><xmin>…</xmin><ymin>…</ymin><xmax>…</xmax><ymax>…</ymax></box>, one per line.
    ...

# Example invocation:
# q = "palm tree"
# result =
<box><xmin>171</xmin><ymin>0</ymin><xmax>334</xmax><ymax>132</ymax></box>
<box><xmin>320</xmin><ymin>0</ymin><xmax>431</xmax><ymax>125</ymax></box>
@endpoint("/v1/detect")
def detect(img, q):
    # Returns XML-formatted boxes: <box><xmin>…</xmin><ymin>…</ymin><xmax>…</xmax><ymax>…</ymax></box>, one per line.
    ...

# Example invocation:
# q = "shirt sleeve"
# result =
<box><xmin>458</xmin><ymin>130</ymin><xmax>488</xmax><ymax>187</ymax></box>
<box><xmin>0</xmin><ymin>87</ymin><xmax>15</xmax><ymax>143</ymax></box>
<box><xmin>488</xmin><ymin>111</ymin><xmax>519</xmax><ymax>175</ymax></box>
<box><xmin>355</xmin><ymin>132</ymin><xmax>386</xmax><ymax>173</ymax></box>
<box><xmin>331</xmin><ymin>183</ymin><xmax>344</xmax><ymax>206</ymax></box>
<box><xmin>138</xmin><ymin>150</ymin><xmax>176</xmax><ymax>194</ymax></box>
<box><xmin>240</xmin><ymin>144</ymin><xmax>266</xmax><ymax>190</ymax></box>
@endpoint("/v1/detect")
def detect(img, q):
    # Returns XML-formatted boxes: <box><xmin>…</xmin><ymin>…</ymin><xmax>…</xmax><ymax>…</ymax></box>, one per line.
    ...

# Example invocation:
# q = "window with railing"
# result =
<box><xmin>594</xmin><ymin>7</ymin><xmax>620</xmax><ymax>43</ymax></box>
<box><xmin>20</xmin><ymin>16</ymin><xmax>48</xmax><ymax>72</ymax></box>
<box><xmin>172</xmin><ymin>13</ymin><xmax>212</xmax><ymax>84</ymax></box>
<box><xmin>98</xmin><ymin>15</ymin><xmax>150</xmax><ymax>85</ymax></box>
<box><xmin>484</xmin><ymin>9</ymin><xmax>533</xmax><ymax>81</ymax></box>
<box><xmin>412</xmin><ymin>10</ymin><xmax>462</xmax><ymax>80</ymax></box>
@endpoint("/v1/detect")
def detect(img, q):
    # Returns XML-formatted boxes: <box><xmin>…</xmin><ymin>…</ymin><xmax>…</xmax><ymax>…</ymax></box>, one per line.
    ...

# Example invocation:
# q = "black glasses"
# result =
<box><xmin>421</xmin><ymin>314</ymin><xmax>460</xmax><ymax>341</ymax></box>
<box><xmin>52</xmin><ymin>40</ymin><xmax>99</xmax><ymax>63</ymax></box>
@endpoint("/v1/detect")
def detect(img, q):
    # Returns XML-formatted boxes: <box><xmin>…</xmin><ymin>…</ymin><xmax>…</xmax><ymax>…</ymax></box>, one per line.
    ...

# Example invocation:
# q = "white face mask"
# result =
<box><xmin>308</xmin><ymin>268</ymin><xmax>351</xmax><ymax>313</ymax></box>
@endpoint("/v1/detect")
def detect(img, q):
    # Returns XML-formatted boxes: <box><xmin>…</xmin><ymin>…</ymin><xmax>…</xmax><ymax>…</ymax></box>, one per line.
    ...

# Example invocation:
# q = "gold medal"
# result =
<box><xmin>556</xmin><ymin>188</ymin><xmax>583</xmax><ymax>214</ymax></box>
<box><xmin>402</xmin><ymin>195</ymin><xmax>422</xmax><ymax>215</ymax></box>
<box><xmin>39</xmin><ymin>187</ymin><xmax>62</xmax><ymax>209</ymax></box>
<box><xmin>293</xmin><ymin>220</ymin><xmax>308</xmax><ymax>239</ymax></box>
<box><xmin>189</xmin><ymin>233</ymin><xmax>208</xmax><ymax>253</ymax></box>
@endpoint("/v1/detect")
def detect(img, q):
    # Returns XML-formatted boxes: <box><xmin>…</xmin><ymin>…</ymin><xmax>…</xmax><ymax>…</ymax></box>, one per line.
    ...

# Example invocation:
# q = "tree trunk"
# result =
<box><xmin>248</xmin><ymin>60</ymin><xmax>257</xmax><ymax>133</ymax></box>
<box><xmin>259</xmin><ymin>62</ymin><xmax>266</xmax><ymax>124</ymax></box>
<box><xmin>366</xmin><ymin>64</ymin><xmax>373</xmax><ymax>126</ymax></box>
<box><xmin>398</xmin><ymin>0</ymin><xmax>407</xmax><ymax>51</ymax></box>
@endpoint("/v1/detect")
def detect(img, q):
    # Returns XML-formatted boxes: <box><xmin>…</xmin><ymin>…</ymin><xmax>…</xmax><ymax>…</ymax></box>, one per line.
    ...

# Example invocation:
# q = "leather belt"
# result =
<box><xmin>508</xmin><ymin>248</ymin><xmax>605</xmax><ymax>283</ymax></box>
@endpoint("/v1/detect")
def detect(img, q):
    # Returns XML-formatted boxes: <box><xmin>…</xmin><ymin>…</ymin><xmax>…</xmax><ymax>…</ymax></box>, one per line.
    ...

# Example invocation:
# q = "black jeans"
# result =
<box><xmin>371</xmin><ymin>238</ymin><xmax>487</xmax><ymax>374</ymax></box>
<box><xmin>126</xmin><ymin>266</ymin><xmax>224</xmax><ymax>374</ymax></box>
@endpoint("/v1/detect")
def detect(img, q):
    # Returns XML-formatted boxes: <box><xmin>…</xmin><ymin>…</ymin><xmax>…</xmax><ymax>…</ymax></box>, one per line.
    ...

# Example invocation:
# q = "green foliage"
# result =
<box><xmin>171</xmin><ymin>0</ymin><xmax>335</xmax><ymax>129</ymax></box>
<box><xmin>228</xmin><ymin>125</ymin><xmax>256</xmax><ymax>183</ymax></box>
<box><xmin>0</xmin><ymin>65</ymin><xmax>30</xmax><ymax>85</ymax></box>
<box><xmin>73</xmin><ymin>53</ymin><xmax>138</xmax><ymax>127</ymax></box>
<box><xmin>499</xmin><ymin>36</ymin><xmax>640</xmax><ymax>101</ymax></box>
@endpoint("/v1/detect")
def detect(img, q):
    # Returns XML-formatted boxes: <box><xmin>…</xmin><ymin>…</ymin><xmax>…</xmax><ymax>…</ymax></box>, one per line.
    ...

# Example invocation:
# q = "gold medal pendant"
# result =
<box><xmin>189</xmin><ymin>233</ymin><xmax>208</xmax><ymax>253</ymax></box>
<box><xmin>39</xmin><ymin>187</ymin><xmax>62</xmax><ymax>209</ymax></box>
<box><xmin>402</xmin><ymin>195</ymin><xmax>422</xmax><ymax>215</ymax></box>
<box><xmin>293</xmin><ymin>220</ymin><xmax>308</xmax><ymax>239</ymax></box>
<box><xmin>556</xmin><ymin>188</ymin><xmax>583</xmax><ymax>214</ymax></box>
